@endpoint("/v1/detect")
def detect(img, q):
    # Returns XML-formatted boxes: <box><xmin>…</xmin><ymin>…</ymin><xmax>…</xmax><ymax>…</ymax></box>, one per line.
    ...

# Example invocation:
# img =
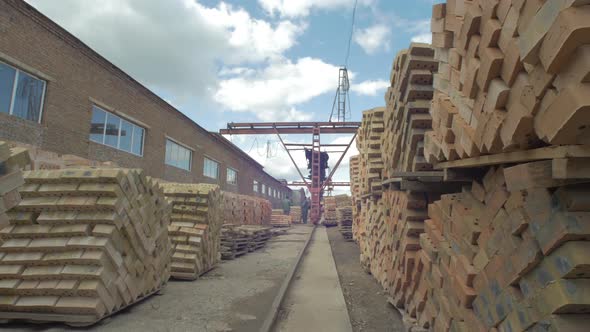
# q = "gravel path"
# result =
<box><xmin>326</xmin><ymin>226</ymin><xmax>405</xmax><ymax>332</ymax></box>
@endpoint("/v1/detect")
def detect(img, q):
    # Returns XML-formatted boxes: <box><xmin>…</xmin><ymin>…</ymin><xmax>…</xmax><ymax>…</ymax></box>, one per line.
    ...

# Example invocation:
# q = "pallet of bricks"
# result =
<box><xmin>334</xmin><ymin>194</ymin><xmax>353</xmax><ymax>240</ymax></box>
<box><xmin>270</xmin><ymin>209</ymin><xmax>290</xmax><ymax>228</ymax></box>
<box><xmin>349</xmin><ymin>155</ymin><xmax>362</xmax><ymax>242</ymax></box>
<box><xmin>160</xmin><ymin>183</ymin><xmax>222</xmax><ymax>281</ymax></box>
<box><xmin>220</xmin><ymin>224</ymin><xmax>251</xmax><ymax>260</ymax></box>
<box><xmin>409</xmin><ymin>0</ymin><xmax>590</xmax><ymax>331</ymax></box>
<box><xmin>221</xmin><ymin>192</ymin><xmax>272</xmax><ymax>226</ymax></box>
<box><xmin>0</xmin><ymin>166</ymin><xmax>171</xmax><ymax>326</ymax></box>
<box><xmin>352</xmin><ymin>43</ymin><xmax>468</xmax><ymax>328</ymax></box>
<box><xmin>0</xmin><ymin>142</ymin><xmax>29</xmax><ymax>227</ymax></box>
<box><xmin>352</xmin><ymin>108</ymin><xmax>385</xmax><ymax>271</ymax></box>
<box><xmin>289</xmin><ymin>206</ymin><xmax>301</xmax><ymax>224</ymax></box>
<box><xmin>220</xmin><ymin>224</ymin><xmax>272</xmax><ymax>260</ymax></box>
<box><xmin>323</xmin><ymin>196</ymin><xmax>338</xmax><ymax>227</ymax></box>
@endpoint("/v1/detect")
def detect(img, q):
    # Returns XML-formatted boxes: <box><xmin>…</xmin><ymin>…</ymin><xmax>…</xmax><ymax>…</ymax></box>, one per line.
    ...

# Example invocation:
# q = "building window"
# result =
<box><xmin>203</xmin><ymin>157</ymin><xmax>219</xmax><ymax>179</ymax></box>
<box><xmin>261</xmin><ymin>184</ymin><xmax>266</xmax><ymax>196</ymax></box>
<box><xmin>89</xmin><ymin>105</ymin><xmax>144</xmax><ymax>156</ymax></box>
<box><xmin>0</xmin><ymin>61</ymin><xmax>46</xmax><ymax>123</ymax></box>
<box><xmin>227</xmin><ymin>168</ymin><xmax>237</xmax><ymax>185</ymax></box>
<box><xmin>253</xmin><ymin>180</ymin><xmax>258</xmax><ymax>192</ymax></box>
<box><xmin>165</xmin><ymin>139</ymin><xmax>192</xmax><ymax>171</ymax></box>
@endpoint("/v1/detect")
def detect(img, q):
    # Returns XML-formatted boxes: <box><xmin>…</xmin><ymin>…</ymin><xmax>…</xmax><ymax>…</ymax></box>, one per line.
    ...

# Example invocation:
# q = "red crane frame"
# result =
<box><xmin>220</xmin><ymin>122</ymin><xmax>359</xmax><ymax>224</ymax></box>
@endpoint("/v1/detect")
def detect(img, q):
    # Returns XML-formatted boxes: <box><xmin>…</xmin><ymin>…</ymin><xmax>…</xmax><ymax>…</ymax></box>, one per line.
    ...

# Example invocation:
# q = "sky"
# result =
<box><xmin>26</xmin><ymin>0</ymin><xmax>435</xmax><ymax>195</ymax></box>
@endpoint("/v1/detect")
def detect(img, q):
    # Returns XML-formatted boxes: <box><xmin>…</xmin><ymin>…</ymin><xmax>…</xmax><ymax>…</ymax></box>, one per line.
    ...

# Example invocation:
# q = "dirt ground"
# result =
<box><xmin>326</xmin><ymin>226</ymin><xmax>405</xmax><ymax>332</ymax></box>
<box><xmin>2</xmin><ymin>226</ymin><xmax>312</xmax><ymax>332</ymax></box>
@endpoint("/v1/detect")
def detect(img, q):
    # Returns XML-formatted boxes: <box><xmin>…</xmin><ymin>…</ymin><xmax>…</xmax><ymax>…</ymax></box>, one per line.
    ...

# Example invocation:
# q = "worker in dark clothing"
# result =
<box><xmin>301</xmin><ymin>197</ymin><xmax>310</xmax><ymax>224</ymax></box>
<box><xmin>282</xmin><ymin>198</ymin><xmax>291</xmax><ymax>215</ymax></box>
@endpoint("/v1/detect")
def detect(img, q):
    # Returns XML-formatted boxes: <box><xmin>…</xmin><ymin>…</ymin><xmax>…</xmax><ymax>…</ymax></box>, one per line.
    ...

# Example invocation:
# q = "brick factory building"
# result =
<box><xmin>0</xmin><ymin>0</ymin><xmax>290</xmax><ymax>205</ymax></box>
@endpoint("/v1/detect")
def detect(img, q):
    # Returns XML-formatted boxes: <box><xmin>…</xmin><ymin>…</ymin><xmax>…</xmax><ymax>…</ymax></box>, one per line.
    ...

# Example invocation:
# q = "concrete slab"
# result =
<box><xmin>274</xmin><ymin>227</ymin><xmax>353</xmax><ymax>332</ymax></box>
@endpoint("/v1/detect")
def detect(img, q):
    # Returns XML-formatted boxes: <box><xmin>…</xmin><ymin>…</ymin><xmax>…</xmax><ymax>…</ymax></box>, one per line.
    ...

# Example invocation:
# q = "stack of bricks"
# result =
<box><xmin>289</xmin><ymin>206</ymin><xmax>301</xmax><ymax>224</ymax></box>
<box><xmin>382</xmin><ymin>43</ymin><xmax>438</xmax><ymax>178</ymax></box>
<box><xmin>0</xmin><ymin>168</ymin><xmax>171</xmax><ymax>325</ymax></box>
<box><xmin>337</xmin><ymin>206</ymin><xmax>353</xmax><ymax>241</ymax></box>
<box><xmin>350</xmin><ymin>155</ymin><xmax>361</xmax><ymax>200</ymax></box>
<box><xmin>425</xmin><ymin>0</ymin><xmax>590</xmax><ymax>163</ymax></box>
<box><xmin>356</xmin><ymin>108</ymin><xmax>385</xmax><ymax>196</ymax></box>
<box><xmin>161</xmin><ymin>183</ymin><xmax>222</xmax><ymax>281</ymax></box>
<box><xmin>6</xmin><ymin>141</ymin><xmax>117</xmax><ymax>170</ymax></box>
<box><xmin>221</xmin><ymin>191</ymin><xmax>271</xmax><ymax>225</ymax></box>
<box><xmin>323</xmin><ymin>196</ymin><xmax>337</xmax><ymax>226</ymax></box>
<box><xmin>0</xmin><ymin>141</ymin><xmax>29</xmax><ymax>228</ymax></box>
<box><xmin>416</xmin><ymin>163</ymin><xmax>590</xmax><ymax>331</ymax></box>
<box><xmin>220</xmin><ymin>225</ymin><xmax>271</xmax><ymax>260</ymax></box>
<box><xmin>270</xmin><ymin>209</ymin><xmax>290</xmax><ymax>228</ymax></box>
<box><xmin>350</xmin><ymin>155</ymin><xmax>362</xmax><ymax>241</ymax></box>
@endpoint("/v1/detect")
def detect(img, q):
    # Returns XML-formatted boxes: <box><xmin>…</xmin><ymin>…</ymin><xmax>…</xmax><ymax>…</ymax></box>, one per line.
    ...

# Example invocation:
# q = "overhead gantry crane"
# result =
<box><xmin>220</xmin><ymin>121</ymin><xmax>359</xmax><ymax>224</ymax></box>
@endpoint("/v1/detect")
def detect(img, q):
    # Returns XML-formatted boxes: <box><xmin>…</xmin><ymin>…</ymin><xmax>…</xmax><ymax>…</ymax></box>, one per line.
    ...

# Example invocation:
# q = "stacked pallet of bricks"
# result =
<box><xmin>0</xmin><ymin>168</ymin><xmax>171</xmax><ymax>325</ymax></box>
<box><xmin>337</xmin><ymin>206</ymin><xmax>353</xmax><ymax>241</ymax></box>
<box><xmin>382</xmin><ymin>43</ymin><xmax>438</xmax><ymax>177</ymax></box>
<box><xmin>221</xmin><ymin>191</ymin><xmax>271</xmax><ymax>225</ymax></box>
<box><xmin>220</xmin><ymin>224</ymin><xmax>251</xmax><ymax>260</ymax></box>
<box><xmin>352</xmin><ymin>108</ymin><xmax>386</xmax><ymax>242</ymax></box>
<box><xmin>160</xmin><ymin>183</ymin><xmax>222</xmax><ymax>281</ymax></box>
<box><xmin>6</xmin><ymin>141</ymin><xmax>117</xmax><ymax>170</ymax></box>
<box><xmin>354</xmin><ymin>44</ymin><xmax>452</xmax><ymax>325</ymax></box>
<box><xmin>270</xmin><ymin>209</ymin><xmax>290</xmax><ymax>228</ymax></box>
<box><xmin>220</xmin><ymin>225</ymin><xmax>273</xmax><ymax>260</ymax></box>
<box><xmin>349</xmin><ymin>155</ymin><xmax>362</xmax><ymax>241</ymax></box>
<box><xmin>414</xmin><ymin>163</ymin><xmax>590</xmax><ymax>331</ymax></box>
<box><xmin>356</xmin><ymin>108</ymin><xmax>385</xmax><ymax>196</ymax></box>
<box><xmin>323</xmin><ymin>196</ymin><xmax>338</xmax><ymax>227</ymax></box>
<box><xmin>0</xmin><ymin>141</ymin><xmax>29</xmax><ymax>228</ymax></box>
<box><xmin>425</xmin><ymin>0</ymin><xmax>590</xmax><ymax>164</ymax></box>
<box><xmin>289</xmin><ymin>206</ymin><xmax>302</xmax><ymax>224</ymax></box>
<box><xmin>241</xmin><ymin>226</ymin><xmax>272</xmax><ymax>252</ymax></box>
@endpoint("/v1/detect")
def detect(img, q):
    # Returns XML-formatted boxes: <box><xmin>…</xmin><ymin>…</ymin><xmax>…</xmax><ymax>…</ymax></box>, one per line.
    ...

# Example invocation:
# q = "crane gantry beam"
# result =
<box><xmin>220</xmin><ymin>121</ymin><xmax>359</xmax><ymax>224</ymax></box>
<box><xmin>220</xmin><ymin>122</ymin><xmax>360</xmax><ymax>135</ymax></box>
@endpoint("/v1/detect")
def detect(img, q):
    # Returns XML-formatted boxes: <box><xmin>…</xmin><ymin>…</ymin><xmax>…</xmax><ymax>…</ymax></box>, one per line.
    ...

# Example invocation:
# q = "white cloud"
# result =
<box><xmin>407</xmin><ymin>20</ymin><xmax>432</xmax><ymax>44</ymax></box>
<box><xmin>258</xmin><ymin>0</ymin><xmax>374</xmax><ymax>18</ymax></box>
<box><xmin>214</xmin><ymin>57</ymin><xmax>341</xmax><ymax>121</ymax></box>
<box><xmin>351</xmin><ymin>80</ymin><xmax>390</xmax><ymax>96</ymax></box>
<box><xmin>353</xmin><ymin>24</ymin><xmax>391</xmax><ymax>55</ymax></box>
<box><xmin>412</xmin><ymin>33</ymin><xmax>432</xmax><ymax>44</ymax></box>
<box><xmin>25</xmin><ymin>0</ymin><xmax>304</xmax><ymax>102</ymax></box>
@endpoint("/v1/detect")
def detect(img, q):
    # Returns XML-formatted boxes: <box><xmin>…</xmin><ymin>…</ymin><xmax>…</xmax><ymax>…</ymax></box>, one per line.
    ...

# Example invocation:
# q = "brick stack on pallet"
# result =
<box><xmin>220</xmin><ymin>224</ymin><xmax>251</xmax><ymax>260</ymax></box>
<box><xmin>6</xmin><ymin>141</ymin><xmax>117</xmax><ymax>170</ymax></box>
<box><xmin>323</xmin><ymin>196</ymin><xmax>338</xmax><ymax>227</ymax></box>
<box><xmin>220</xmin><ymin>225</ymin><xmax>272</xmax><ymax>260</ymax></box>
<box><xmin>425</xmin><ymin>0</ymin><xmax>590</xmax><ymax>164</ymax></box>
<box><xmin>337</xmin><ymin>206</ymin><xmax>353</xmax><ymax>241</ymax></box>
<box><xmin>0</xmin><ymin>141</ymin><xmax>29</xmax><ymax>228</ymax></box>
<box><xmin>0</xmin><ymin>168</ymin><xmax>171</xmax><ymax>326</ymax></box>
<box><xmin>349</xmin><ymin>155</ymin><xmax>363</xmax><ymax>242</ymax></box>
<box><xmin>356</xmin><ymin>108</ymin><xmax>385</xmax><ymax>196</ymax></box>
<box><xmin>221</xmin><ymin>192</ymin><xmax>271</xmax><ymax>225</ymax></box>
<box><xmin>161</xmin><ymin>183</ymin><xmax>222</xmax><ymax>280</ymax></box>
<box><xmin>270</xmin><ymin>209</ymin><xmax>290</xmax><ymax>228</ymax></box>
<box><xmin>289</xmin><ymin>206</ymin><xmax>302</xmax><ymax>224</ymax></box>
<box><xmin>241</xmin><ymin>225</ymin><xmax>272</xmax><ymax>252</ymax></box>
<box><xmin>382</xmin><ymin>43</ymin><xmax>438</xmax><ymax>177</ymax></box>
<box><xmin>416</xmin><ymin>164</ymin><xmax>590</xmax><ymax>332</ymax></box>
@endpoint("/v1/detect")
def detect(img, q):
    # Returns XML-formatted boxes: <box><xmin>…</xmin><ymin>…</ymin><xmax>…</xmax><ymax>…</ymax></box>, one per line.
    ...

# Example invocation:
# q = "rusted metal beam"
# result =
<box><xmin>275</xmin><ymin>131</ymin><xmax>309</xmax><ymax>188</ymax></box>
<box><xmin>322</xmin><ymin>132</ymin><xmax>357</xmax><ymax>190</ymax></box>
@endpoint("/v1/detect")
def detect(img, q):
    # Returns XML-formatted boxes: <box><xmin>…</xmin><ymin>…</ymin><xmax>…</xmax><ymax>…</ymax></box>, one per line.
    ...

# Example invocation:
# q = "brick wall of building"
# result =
<box><xmin>0</xmin><ymin>0</ymin><xmax>290</xmax><ymax>206</ymax></box>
